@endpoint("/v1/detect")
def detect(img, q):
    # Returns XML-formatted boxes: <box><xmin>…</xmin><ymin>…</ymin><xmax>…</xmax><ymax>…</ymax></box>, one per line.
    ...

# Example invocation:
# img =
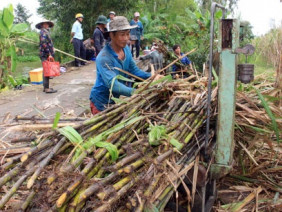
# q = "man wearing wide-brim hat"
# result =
<box><xmin>93</xmin><ymin>15</ymin><xmax>108</xmax><ymax>56</ymax></box>
<box><xmin>89</xmin><ymin>16</ymin><xmax>163</xmax><ymax>115</ymax></box>
<box><xmin>36</xmin><ymin>20</ymin><xmax>57</xmax><ymax>93</ymax></box>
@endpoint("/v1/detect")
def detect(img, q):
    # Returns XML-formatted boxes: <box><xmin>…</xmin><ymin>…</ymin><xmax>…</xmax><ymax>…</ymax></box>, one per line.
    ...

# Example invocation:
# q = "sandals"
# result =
<box><xmin>44</xmin><ymin>88</ymin><xmax>57</xmax><ymax>93</ymax></box>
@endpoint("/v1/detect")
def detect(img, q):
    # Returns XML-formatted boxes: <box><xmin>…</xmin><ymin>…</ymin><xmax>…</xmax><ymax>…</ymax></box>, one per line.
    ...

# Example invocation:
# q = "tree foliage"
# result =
<box><xmin>0</xmin><ymin>4</ymin><xmax>29</xmax><ymax>89</ymax></box>
<box><xmin>14</xmin><ymin>3</ymin><xmax>32</xmax><ymax>25</ymax></box>
<box><xmin>36</xmin><ymin>0</ymin><xmax>240</xmax><ymax>69</ymax></box>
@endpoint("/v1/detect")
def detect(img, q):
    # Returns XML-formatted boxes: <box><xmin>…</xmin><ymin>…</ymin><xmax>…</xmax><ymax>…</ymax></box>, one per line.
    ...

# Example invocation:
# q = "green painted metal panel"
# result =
<box><xmin>215</xmin><ymin>50</ymin><xmax>237</xmax><ymax>165</ymax></box>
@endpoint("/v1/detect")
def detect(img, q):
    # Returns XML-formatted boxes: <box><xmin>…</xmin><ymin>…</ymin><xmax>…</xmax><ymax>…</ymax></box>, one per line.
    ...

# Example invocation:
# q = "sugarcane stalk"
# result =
<box><xmin>94</xmin><ymin>173</ymin><xmax>144</xmax><ymax>212</ymax></box>
<box><xmin>0</xmin><ymin>166</ymin><xmax>37</xmax><ymax>209</ymax></box>
<box><xmin>133</xmin><ymin>174</ymin><xmax>162</xmax><ymax>212</ymax></box>
<box><xmin>20</xmin><ymin>190</ymin><xmax>36</xmax><ymax>211</ymax></box>
<box><xmin>56</xmin><ymin>159</ymin><xmax>96</xmax><ymax>208</ymax></box>
<box><xmin>0</xmin><ymin>165</ymin><xmax>20</xmax><ymax>187</ymax></box>
<box><xmin>1</xmin><ymin>154</ymin><xmax>22</xmax><ymax>171</ymax></box>
<box><xmin>76</xmin><ymin>172</ymin><xmax>119</xmax><ymax>206</ymax></box>
<box><xmin>27</xmin><ymin>138</ymin><xmax>65</xmax><ymax>189</ymax></box>
<box><xmin>20</xmin><ymin>139</ymin><xmax>55</xmax><ymax>162</ymax></box>
<box><xmin>109</xmin><ymin>152</ymin><xmax>143</xmax><ymax>170</ymax></box>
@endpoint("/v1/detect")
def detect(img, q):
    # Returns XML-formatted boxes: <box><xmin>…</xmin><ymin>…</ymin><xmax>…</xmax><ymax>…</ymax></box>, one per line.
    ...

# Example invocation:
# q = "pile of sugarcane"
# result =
<box><xmin>0</xmin><ymin>75</ymin><xmax>217</xmax><ymax>211</ymax></box>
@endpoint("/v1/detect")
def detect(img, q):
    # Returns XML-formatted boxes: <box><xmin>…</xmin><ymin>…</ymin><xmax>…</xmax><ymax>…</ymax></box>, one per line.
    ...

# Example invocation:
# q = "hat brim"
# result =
<box><xmin>108</xmin><ymin>25</ymin><xmax>137</xmax><ymax>32</ymax></box>
<box><xmin>96</xmin><ymin>21</ymin><xmax>108</xmax><ymax>25</ymax></box>
<box><xmin>36</xmin><ymin>21</ymin><xmax>54</xmax><ymax>29</ymax></box>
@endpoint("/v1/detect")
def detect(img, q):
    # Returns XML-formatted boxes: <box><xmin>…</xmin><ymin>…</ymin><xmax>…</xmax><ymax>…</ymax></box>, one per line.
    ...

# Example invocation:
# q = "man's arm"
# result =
<box><xmin>129</xmin><ymin>58</ymin><xmax>151</xmax><ymax>79</ymax></box>
<box><xmin>70</xmin><ymin>23</ymin><xmax>76</xmax><ymax>42</ymax></box>
<box><xmin>97</xmin><ymin>57</ymin><xmax>134</xmax><ymax>96</ymax></box>
<box><xmin>139</xmin><ymin>21</ymin><xmax>144</xmax><ymax>36</ymax></box>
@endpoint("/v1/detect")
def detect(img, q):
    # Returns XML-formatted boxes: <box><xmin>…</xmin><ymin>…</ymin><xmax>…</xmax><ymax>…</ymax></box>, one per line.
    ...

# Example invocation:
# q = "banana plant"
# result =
<box><xmin>0</xmin><ymin>4</ymin><xmax>28</xmax><ymax>89</ymax></box>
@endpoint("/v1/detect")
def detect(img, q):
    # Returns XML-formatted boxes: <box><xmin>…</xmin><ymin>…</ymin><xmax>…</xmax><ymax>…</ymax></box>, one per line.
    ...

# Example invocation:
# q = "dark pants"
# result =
<box><xmin>86</xmin><ymin>49</ymin><xmax>95</xmax><ymax>60</ymax></box>
<box><xmin>73</xmin><ymin>38</ymin><xmax>86</xmax><ymax>66</ymax></box>
<box><xmin>131</xmin><ymin>39</ymin><xmax>140</xmax><ymax>58</ymax></box>
<box><xmin>41</xmin><ymin>57</ymin><xmax>49</xmax><ymax>90</ymax></box>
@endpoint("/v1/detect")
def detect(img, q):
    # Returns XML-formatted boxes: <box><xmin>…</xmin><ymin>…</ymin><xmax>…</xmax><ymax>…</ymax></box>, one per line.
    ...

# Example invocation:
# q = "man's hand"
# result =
<box><xmin>153</xmin><ymin>74</ymin><xmax>164</xmax><ymax>81</ymax></box>
<box><xmin>70</xmin><ymin>38</ymin><xmax>73</xmax><ymax>43</ymax></box>
<box><xmin>141</xmin><ymin>36</ymin><xmax>144</xmax><ymax>40</ymax></box>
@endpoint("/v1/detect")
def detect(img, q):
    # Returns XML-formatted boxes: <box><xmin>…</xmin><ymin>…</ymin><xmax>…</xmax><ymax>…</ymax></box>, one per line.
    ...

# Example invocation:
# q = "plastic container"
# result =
<box><xmin>29</xmin><ymin>68</ymin><xmax>43</xmax><ymax>84</ymax></box>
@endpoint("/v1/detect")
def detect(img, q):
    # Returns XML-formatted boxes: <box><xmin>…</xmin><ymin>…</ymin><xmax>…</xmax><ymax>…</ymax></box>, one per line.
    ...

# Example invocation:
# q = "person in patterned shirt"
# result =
<box><xmin>36</xmin><ymin>20</ymin><xmax>57</xmax><ymax>93</ymax></box>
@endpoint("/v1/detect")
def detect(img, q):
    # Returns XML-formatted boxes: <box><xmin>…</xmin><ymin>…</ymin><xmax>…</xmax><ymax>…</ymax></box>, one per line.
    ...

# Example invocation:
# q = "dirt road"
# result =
<box><xmin>0</xmin><ymin>62</ymin><xmax>96</xmax><ymax>121</ymax></box>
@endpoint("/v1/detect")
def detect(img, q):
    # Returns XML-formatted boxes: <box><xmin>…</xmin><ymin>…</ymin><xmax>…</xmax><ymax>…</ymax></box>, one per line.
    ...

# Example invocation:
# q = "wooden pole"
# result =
<box><xmin>113</xmin><ymin>67</ymin><xmax>145</xmax><ymax>82</ymax></box>
<box><xmin>275</xmin><ymin>54</ymin><xmax>282</xmax><ymax>89</ymax></box>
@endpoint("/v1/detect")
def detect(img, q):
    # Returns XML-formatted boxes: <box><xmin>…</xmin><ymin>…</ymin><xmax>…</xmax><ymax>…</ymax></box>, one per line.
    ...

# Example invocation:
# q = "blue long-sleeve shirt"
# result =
<box><xmin>172</xmin><ymin>53</ymin><xmax>191</xmax><ymax>72</ymax></box>
<box><xmin>90</xmin><ymin>43</ymin><xmax>151</xmax><ymax>111</ymax></box>
<box><xmin>129</xmin><ymin>19</ymin><xmax>143</xmax><ymax>41</ymax></box>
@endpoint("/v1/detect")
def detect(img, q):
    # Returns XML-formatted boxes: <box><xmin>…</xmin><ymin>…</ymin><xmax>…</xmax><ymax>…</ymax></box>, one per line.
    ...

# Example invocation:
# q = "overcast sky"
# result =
<box><xmin>1</xmin><ymin>0</ymin><xmax>282</xmax><ymax>35</ymax></box>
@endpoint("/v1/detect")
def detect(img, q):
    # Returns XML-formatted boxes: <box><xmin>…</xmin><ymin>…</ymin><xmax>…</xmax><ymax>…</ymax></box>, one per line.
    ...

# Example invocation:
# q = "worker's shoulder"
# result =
<box><xmin>96</xmin><ymin>49</ymin><xmax>114</xmax><ymax>64</ymax></box>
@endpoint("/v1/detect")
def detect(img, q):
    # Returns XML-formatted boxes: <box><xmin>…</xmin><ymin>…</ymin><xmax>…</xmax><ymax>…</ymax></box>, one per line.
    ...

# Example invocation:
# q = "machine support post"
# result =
<box><xmin>211</xmin><ymin>19</ymin><xmax>240</xmax><ymax>179</ymax></box>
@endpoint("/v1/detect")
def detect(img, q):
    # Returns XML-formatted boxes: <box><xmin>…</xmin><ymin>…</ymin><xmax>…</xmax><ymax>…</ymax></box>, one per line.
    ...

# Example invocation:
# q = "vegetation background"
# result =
<box><xmin>0</xmin><ymin>0</ymin><xmax>281</xmax><ymax>89</ymax></box>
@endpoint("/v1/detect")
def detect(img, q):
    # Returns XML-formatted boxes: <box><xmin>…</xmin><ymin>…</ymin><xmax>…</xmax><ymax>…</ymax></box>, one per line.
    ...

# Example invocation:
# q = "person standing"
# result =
<box><xmin>130</xmin><ymin>12</ymin><xmax>143</xmax><ymax>58</ymax></box>
<box><xmin>106</xmin><ymin>11</ymin><xmax>116</xmax><ymax>30</ymax></box>
<box><xmin>71</xmin><ymin>13</ymin><xmax>86</xmax><ymax>67</ymax></box>
<box><xmin>93</xmin><ymin>15</ymin><xmax>108</xmax><ymax>56</ymax></box>
<box><xmin>36</xmin><ymin>20</ymin><xmax>57</xmax><ymax>93</ymax></box>
<box><xmin>89</xmin><ymin>16</ymin><xmax>163</xmax><ymax>114</ymax></box>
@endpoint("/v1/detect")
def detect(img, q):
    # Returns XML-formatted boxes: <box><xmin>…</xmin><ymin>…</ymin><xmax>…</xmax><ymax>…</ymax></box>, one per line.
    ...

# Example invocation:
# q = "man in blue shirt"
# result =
<box><xmin>171</xmin><ymin>44</ymin><xmax>194</xmax><ymax>79</ymax></box>
<box><xmin>89</xmin><ymin>16</ymin><xmax>154</xmax><ymax>114</ymax></box>
<box><xmin>71</xmin><ymin>13</ymin><xmax>86</xmax><ymax>67</ymax></box>
<box><xmin>129</xmin><ymin>12</ymin><xmax>143</xmax><ymax>58</ymax></box>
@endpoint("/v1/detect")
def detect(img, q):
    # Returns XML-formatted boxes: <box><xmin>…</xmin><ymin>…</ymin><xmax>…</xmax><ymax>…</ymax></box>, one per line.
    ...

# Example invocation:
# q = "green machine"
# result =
<box><xmin>202</xmin><ymin>2</ymin><xmax>255</xmax><ymax>212</ymax></box>
<box><xmin>208</xmin><ymin>4</ymin><xmax>255</xmax><ymax>180</ymax></box>
<box><xmin>210</xmin><ymin>18</ymin><xmax>240</xmax><ymax>178</ymax></box>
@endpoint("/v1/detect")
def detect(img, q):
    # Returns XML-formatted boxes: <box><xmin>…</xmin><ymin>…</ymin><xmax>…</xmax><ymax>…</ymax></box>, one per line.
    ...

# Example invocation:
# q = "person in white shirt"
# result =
<box><xmin>71</xmin><ymin>13</ymin><xmax>86</xmax><ymax>67</ymax></box>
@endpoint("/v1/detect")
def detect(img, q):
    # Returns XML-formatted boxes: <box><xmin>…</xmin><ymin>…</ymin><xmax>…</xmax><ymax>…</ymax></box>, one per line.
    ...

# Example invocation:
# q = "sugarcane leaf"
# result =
<box><xmin>256</xmin><ymin>89</ymin><xmax>280</xmax><ymax>143</ymax></box>
<box><xmin>241</xmin><ymin>124</ymin><xmax>273</xmax><ymax>134</ymax></box>
<box><xmin>144</xmin><ymin>203</ymin><xmax>159</xmax><ymax>212</ymax></box>
<box><xmin>111</xmin><ymin>97</ymin><xmax>127</xmax><ymax>104</ymax></box>
<box><xmin>59</xmin><ymin>126</ymin><xmax>83</xmax><ymax>144</ymax></box>
<box><xmin>115</xmin><ymin>74</ymin><xmax>135</xmax><ymax>82</ymax></box>
<box><xmin>169</xmin><ymin>137</ymin><xmax>183</xmax><ymax>150</ymax></box>
<box><xmin>52</xmin><ymin>112</ymin><xmax>61</xmax><ymax>129</ymax></box>
<box><xmin>95</xmin><ymin>141</ymin><xmax>119</xmax><ymax>161</ymax></box>
<box><xmin>262</xmin><ymin>95</ymin><xmax>282</xmax><ymax>103</ymax></box>
<box><xmin>212</xmin><ymin>67</ymin><xmax>218</xmax><ymax>84</ymax></box>
<box><xmin>151</xmin><ymin>75</ymin><xmax>172</xmax><ymax>86</ymax></box>
<box><xmin>148</xmin><ymin>125</ymin><xmax>167</xmax><ymax>146</ymax></box>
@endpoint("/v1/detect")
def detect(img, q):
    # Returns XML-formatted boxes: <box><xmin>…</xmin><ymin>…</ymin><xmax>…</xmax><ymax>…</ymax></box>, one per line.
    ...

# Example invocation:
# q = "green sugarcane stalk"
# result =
<box><xmin>184</xmin><ymin>118</ymin><xmax>204</xmax><ymax>144</ymax></box>
<box><xmin>1</xmin><ymin>154</ymin><xmax>22</xmax><ymax>171</ymax></box>
<box><xmin>110</xmin><ymin>152</ymin><xmax>143</xmax><ymax>170</ymax></box>
<box><xmin>56</xmin><ymin>159</ymin><xmax>96</xmax><ymax>208</ymax></box>
<box><xmin>76</xmin><ymin>172</ymin><xmax>120</xmax><ymax>206</ymax></box>
<box><xmin>0</xmin><ymin>165</ymin><xmax>20</xmax><ymax>187</ymax></box>
<box><xmin>0</xmin><ymin>166</ymin><xmax>37</xmax><ymax>209</ymax></box>
<box><xmin>94</xmin><ymin>173</ymin><xmax>144</xmax><ymax>212</ymax></box>
<box><xmin>133</xmin><ymin>174</ymin><xmax>162</xmax><ymax>212</ymax></box>
<box><xmin>83</xmin><ymin>94</ymin><xmax>144</xmax><ymax>126</ymax></box>
<box><xmin>0</xmin><ymin>147</ymin><xmax>52</xmax><ymax>187</ymax></box>
<box><xmin>27</xmin><ymin>138</ymin><xmax>65</xmax><ymax>189</ymax></box>
<box><xmin>96</xmin><ymin>155</ymin><xmax>151</xmax><ymax>201</ymax></box>
<box><xmin>75</xmin><ymin>151</ymin><xmax>148</xmax><ymax>207</ymax></box>
<box><xmin>20</xmin><ymin>190</ymin><xmax>36</xmax><ymax>211</ymax></box>
<box><xmin>20</xmin><ymin>139</ymin><xmax>55</xmax><ymax>162</ymax></box>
